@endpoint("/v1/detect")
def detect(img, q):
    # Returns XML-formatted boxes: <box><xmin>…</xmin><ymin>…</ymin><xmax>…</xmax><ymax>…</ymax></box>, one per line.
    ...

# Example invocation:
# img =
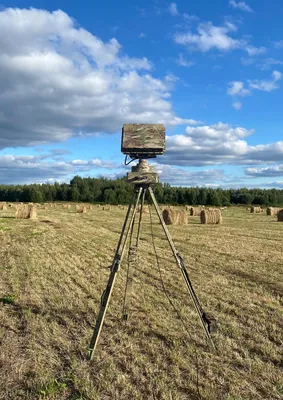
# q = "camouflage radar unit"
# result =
<box><xmin>121</xmin><ymin>124</ymin><xmax>165</xmax><ymax>185</ymax></box>
<box><xmin>88</xmin><ymin>122</ymin><xmax>216</xmax><ymax>361</ymax></box>
<box><xmin>121</xmin><ymin>124</ymin><xmax>165</xmax><ymax>158</ymax></box>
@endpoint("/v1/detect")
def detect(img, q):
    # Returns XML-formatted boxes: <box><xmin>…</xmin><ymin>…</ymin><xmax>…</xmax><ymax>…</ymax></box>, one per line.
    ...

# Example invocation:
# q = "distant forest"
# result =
<box><xmin>0</xmin><ymin>176</ymin><xmax>283</xmax><ymax>206</ymax></box>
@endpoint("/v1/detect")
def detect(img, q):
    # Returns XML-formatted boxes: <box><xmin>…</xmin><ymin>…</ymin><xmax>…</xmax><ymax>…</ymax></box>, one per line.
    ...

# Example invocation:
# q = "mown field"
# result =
<box><xmin>0</xmin><ymin>203</ymin><xmax>283</xmax><ymax>400</ymax></box>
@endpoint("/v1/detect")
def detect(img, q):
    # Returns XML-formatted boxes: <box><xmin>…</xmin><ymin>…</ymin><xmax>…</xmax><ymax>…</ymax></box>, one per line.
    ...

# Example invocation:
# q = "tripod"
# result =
<box><xmin>88</xmin><ymin>161</ymin><xmax>215</xmax><ymax>360</ymax></box>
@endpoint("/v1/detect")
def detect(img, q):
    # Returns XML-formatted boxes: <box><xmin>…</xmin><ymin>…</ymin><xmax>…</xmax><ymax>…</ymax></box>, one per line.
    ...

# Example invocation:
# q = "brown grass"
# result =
<box><xmin>0</xmin><ymin>205</ymin><xmax>283</xmax><ymax>399</ymax></box>
<box><xmin>200</xmin><ymin>209</ymin><xmax>222</xmax><ymax>224</ymax></box>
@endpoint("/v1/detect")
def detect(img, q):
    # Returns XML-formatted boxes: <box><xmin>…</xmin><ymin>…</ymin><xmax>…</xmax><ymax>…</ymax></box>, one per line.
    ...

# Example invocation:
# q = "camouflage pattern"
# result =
<box><xmin>121</xmin><ymin>124</ymin><xmax>165</xmax><ymax>156</ymax></box>
<box><xmin>127</xmin><ymin>171</ymin><xmax>159</xmax><ymax>185</ymax></box>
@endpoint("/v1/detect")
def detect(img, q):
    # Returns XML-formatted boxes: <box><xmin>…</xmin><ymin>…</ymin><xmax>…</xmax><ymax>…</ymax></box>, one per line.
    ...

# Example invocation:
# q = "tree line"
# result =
<box><xmin>0</xmin><ymin>175</ymin><xmax>283</xmax><ymax>206</ymax></box>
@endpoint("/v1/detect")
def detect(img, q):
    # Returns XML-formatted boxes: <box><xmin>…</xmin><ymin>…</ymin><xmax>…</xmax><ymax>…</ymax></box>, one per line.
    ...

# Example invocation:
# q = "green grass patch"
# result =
<box><xmin>0</xmin><ymin>294</ymin><xmax>16</xmax><ymax>305</ymax></box>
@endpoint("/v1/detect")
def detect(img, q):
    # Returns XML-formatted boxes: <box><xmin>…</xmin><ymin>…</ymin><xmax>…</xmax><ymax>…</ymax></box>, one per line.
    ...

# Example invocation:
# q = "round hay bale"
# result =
<box><xmin>267</xmin><ymin>207</ymin><xmax>282</xmax><ymax>216</ymax></box>
<box><xmin>200</xmin><ymin>209</ymin><xmax>222</xmax><ymax>225</ymax></box>
<box><xmin>190</xmin><ymin>207</ymin><xmax>202</xmax><ymax>216</ymax></box>
<box><xmin>267</xmin><ymin>207</ymin><xmax>278</xmax><ymax>216</ymax></box>
<box><xmin>251</xmin><ymin>206</ymin><xmax>262</xmax><ymax>213</ymax></box>
<box><xmin>15</xmin><ymin>204</ymin><xmax>37</xmax><ymax>219</ymax></box>
<box><xmin>163</xmin><ymin>209</ymin><xmax>188</xmax><ymax>225</ymax></box>
<box><xmin>76</xmin><ymin>205</ymin><xmax>87</xmax><ymax>213</ymax></box>
<box><xmin>28</xmin><ymin>205</ymin><xmax>37</xmax><ymax>219</ymax></box>
<box><xmin>0</xmin><ymin>202</ymin><xmax>7</xmax><ymax>211</ymax></box>
<box><xmin>277</xmin><ymin>210</ymin><xmax>283</xmax><ymax>222</ymax></box>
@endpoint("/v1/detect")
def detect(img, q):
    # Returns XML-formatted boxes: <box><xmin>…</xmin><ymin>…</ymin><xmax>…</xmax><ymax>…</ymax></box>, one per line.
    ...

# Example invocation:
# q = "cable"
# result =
<box><xmin>124</xmin><ymin>155</ymin><xmax>138</xmax><ymax>166</ymax></box>
<box><xmin>148</xmin><ymin>202</ymin><xmax>203</xmax><ymax>400</ymax></box>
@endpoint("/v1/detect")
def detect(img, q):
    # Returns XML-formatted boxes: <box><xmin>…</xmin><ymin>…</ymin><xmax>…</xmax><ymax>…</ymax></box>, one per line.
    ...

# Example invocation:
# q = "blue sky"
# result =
<box><xmin>0</xmin><ymin>0</ymin><xmax>283</xmax><ymax>187</ymax></box>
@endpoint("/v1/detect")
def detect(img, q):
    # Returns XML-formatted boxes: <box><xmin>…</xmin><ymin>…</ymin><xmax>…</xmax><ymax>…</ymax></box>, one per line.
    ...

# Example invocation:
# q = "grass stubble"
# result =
<box><xmin>0</xmin><ymin>204</ymin><xmax>283</xmax><ymax>400</ymax></box>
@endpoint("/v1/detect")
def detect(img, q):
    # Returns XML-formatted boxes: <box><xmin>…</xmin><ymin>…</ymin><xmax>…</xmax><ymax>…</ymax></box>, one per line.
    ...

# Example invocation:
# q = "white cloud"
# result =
<box><xmin>159</xmin><ymin>122</ymin><xmax>283</xmax><ymax>167</ymax></box>
<box><xmin>246</xmin><ymin>46</ymin><xmax>266</xmax><ymax>56</ymax></box>
<box><xmin>232</xmin><ymin>101</ymin><xmax>242</xmax><ymax>110</ymax></box>
<box><xmin>227</xmin><ymin>81</ymin><xmax>251</xmax><ymax>96</ymax></box>
<box><xmin>169</xmin><ymin>2</ymin><xmax>179</xmax><ymax>16</ymax></box>
<box><xmin>228</xmin><ymin>71</ymin><xmax>283</xmax><ymax>102</ymax></box>
<box><xmin>176</xmin><ymin>53</ymin><xmax>194</xmax><ymax>67</ymax></box>
<box><xmin>0</xmin><ymin>7</ymin><xmax>195</xmax><ymax>150</ymax></box>
<box><xmin>139</xmin><ymin>32</ymin><xmax>146</xmax><ymax>38</ymax></box>
<box><xmin>174</xmin><ymin>20</ymin><xmax>265</xmax><ymax>57</ymax></box>
<box><xmin>153</xmin><ymin>163</ymin><xmax>227</xmax><ymax>186</ymax></box>
<box><xmin>0</xmin><ymin>154</ymin><xmax>124</xmax><ymax>184</ymax></box>
<box><xmin>229</xmin><ymin>0</ymin><xmax>253</xmax><ymax>12</ymax></box>
<box><xmin>248</xmin><ymin>70</ymin><xmax>282</xmax><ymax>92</ymax></box>
<box><xmin>245</xmin><ymin>165</ymin><xmax>283</xmax><ymax>177</ymax></box>
<box><xmin>258</xmin><ymin>58</ymin><xmax>283</xmax><ymax>71</ymax></box>
<box><xmin>174</xmin><ymin>21</ymin><xmax>243</xmax><ymax>52</ymax></box>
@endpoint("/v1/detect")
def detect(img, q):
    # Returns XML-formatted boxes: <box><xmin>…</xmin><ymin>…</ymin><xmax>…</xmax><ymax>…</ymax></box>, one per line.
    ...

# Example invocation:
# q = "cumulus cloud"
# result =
<box><xmin>227</xmin><ymin>81</ymin><xmax>251</xmax><ymax>96</ymax></box>
<box><xmin>229</xmin><ymin>1</ymin><xmax>253</xmax><ymax>12</ymax></box>
<box><xmin>153</xmin><ymin>163</ymin><xmax>227</xmax><ymax>186</ymax></box>
<box><xmin>159</xmin><ymin>122</ymin><xmax>283</xmax><ymax>167</ymax></box>
<box><xmin>245</xmin><ymin>165</ymin><xmax>283</xmax><ymax>177</ymax></box>
<box><xmin>174</xmin><ymin>21</ymin><xmax>263</xmax><ymax>55</ymax></box>
<box><xmin>174</xmin><ymin>21</ymin><xmax>242</xmax><ymax>52</ymax></box>
<box><xmin>248</xmin><ymin>70</ymin><xmax>282</xmax><ymax>92</ymax></box>
<box><xmin>0</xmin><ymin>7</ymin><xmax>195</xmax><ymax>150</ymax></box>
<box><xmin>168</xmin><ymin>2</ymin><xmax>179</xmax><ymax>16</ymax></box>
<box><xmin>0</xmin><ymin>155</ymin><xmax>73</xmax><ymax>184</ymax></box>
<box><xmin>228</xmin><ymin>71</ymin><xmax>283</xmax><ymax>102</ymax></box>
<box><xmin>0</xmin><ymin>154</ymin><xmax>124</xmax><ymax>184</ymax></box>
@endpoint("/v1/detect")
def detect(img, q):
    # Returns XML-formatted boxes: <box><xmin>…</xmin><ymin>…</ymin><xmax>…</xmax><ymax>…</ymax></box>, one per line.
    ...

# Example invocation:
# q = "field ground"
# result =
<box><xmin>0</xmin><ymin>203</ymin><xmax>283</xmax><ymax>400</ymax></box>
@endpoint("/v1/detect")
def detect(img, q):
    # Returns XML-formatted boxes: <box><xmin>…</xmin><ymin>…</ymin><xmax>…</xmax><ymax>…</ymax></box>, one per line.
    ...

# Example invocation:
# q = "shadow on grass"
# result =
<box><xmin>228</xmin><ymin>268</ymin><xmax>283</xmax><ymax>302</ymax></box>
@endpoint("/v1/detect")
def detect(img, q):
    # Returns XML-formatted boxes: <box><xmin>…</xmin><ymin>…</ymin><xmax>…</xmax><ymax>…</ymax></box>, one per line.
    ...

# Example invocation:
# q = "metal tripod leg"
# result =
<box><xmin>122</xmin><ymin>188</ymin><xmax>146</xmax><ymax>320</ymax></box>
<box><xmin>88</xmin><ymin>187</ymin><xmax>143</xmax><ymax>360</ymax></box>
<box><xmin>148</xmin><ymin>186</ymin><xmax>216</xmax><ymax>351</ymax></box>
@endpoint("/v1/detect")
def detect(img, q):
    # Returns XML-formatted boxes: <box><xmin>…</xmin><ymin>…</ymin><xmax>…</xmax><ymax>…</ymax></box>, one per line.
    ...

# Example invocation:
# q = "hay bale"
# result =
<box><xmin>250</xmin><ymin>206</ymin><xmax>262</xmax><ymax>214</ymax></box>
<box><xmin>15</xmin><ymin>205</ymin><xmax>37</xmax><ymax>219</ymax></box>
<box><xmin>76</xmin><ymin>205</ymin><xmax>87</xmax><ymax>213</ymax></box>
<box><xmin>162</xmin><ymin>209</ymin><xmax>188</xmax><ymax>225</ymax></box>
<box><xmin>190</xmin><ymin>206</ymin><xmax>203</xmax><ymax>216</ymax></box>
<box><xmin>267</xmin><ymin>207</ymin><xmax>282</xmax><ymax>216</ymax></box>
<box><xmin>16</xmin><ymin>205</ymin><xmax>29</xmax><ymax>219</ymax></box>
<box><xmin>28</xmin><ymin>205</ymin><xmax>37</xmax><ymax>219</ymax></box>
<box><xmin>0</xmin><ymin>202</ymin><xmax>7</xmax><ymax>211</ymax></box>
<box><xmin>200</xmin><ymin>209</ymin><xmax>222</xmax><ymax>225</ymax></box>
<box><xmin>278</xmin><ymin>210</ymin><xmax>283</xmax><ymax>222</ymax></box>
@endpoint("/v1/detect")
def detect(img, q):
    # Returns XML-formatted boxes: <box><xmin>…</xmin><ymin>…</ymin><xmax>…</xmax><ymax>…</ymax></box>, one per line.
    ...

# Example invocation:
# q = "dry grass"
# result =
<box><xmin>0</xmin><ymin>205</ymin><xmax>283</xmax><ymax>399</ymax></box>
